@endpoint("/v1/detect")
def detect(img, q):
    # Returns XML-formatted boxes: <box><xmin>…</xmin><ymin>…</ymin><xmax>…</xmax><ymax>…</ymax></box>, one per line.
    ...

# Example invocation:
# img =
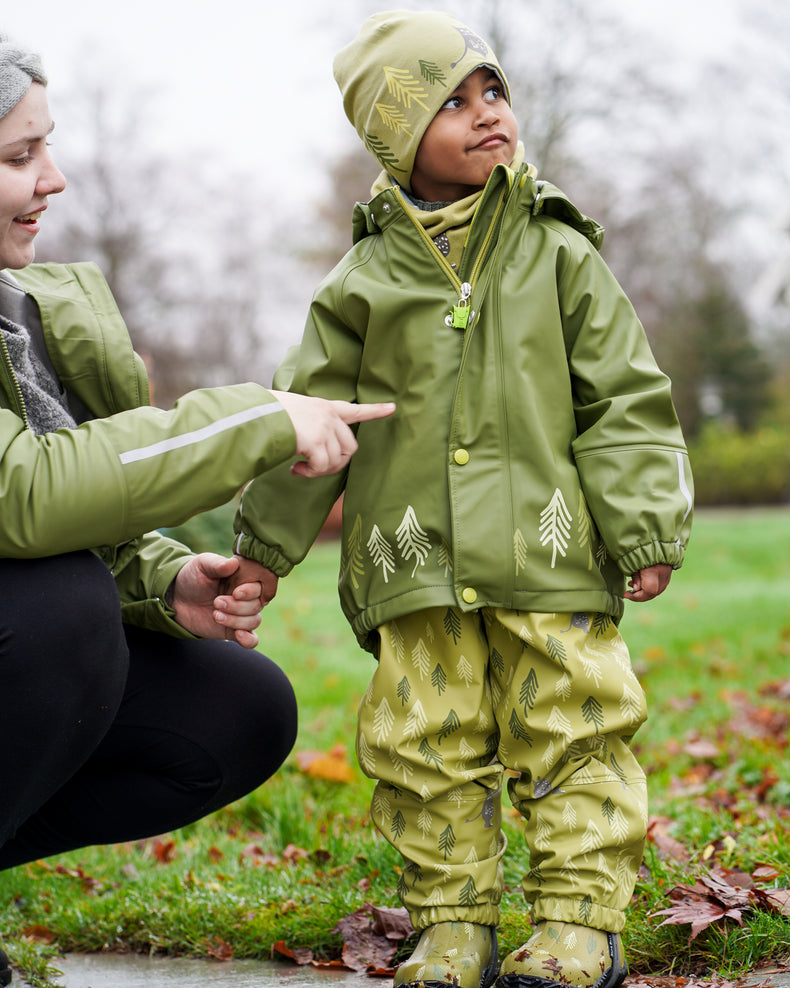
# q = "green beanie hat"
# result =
<box><xmin>0</xmin><ymin>37</ymin><xmax>47</xmax><ymax>120</ymax></box>
<box><xmin>333</xmin><ymin>9</ymin><xmax>510</xmax><ymax>193</ymax></box>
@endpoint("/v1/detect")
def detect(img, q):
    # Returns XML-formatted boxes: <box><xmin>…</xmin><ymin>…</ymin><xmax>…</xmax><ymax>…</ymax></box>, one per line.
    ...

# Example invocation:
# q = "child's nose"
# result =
<box><xmin>475</xmin><ymin>100</ymin><xmax>499</xmax><ymax>125</ymax></box>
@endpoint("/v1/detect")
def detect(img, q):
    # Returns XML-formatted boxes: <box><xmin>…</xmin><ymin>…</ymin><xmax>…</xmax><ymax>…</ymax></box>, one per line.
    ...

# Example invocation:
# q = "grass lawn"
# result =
<box><xmin>1</xmin><ymin>508</ymin><xmax>789</xmax><ymax>987</ymax></box>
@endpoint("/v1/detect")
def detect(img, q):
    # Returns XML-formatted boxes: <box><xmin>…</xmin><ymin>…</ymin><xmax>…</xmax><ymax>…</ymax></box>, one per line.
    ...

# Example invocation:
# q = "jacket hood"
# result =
<box><xmin>352</xmin><ymin>164</ymin><xmax>605</xmax><ymax>251</ymax></box>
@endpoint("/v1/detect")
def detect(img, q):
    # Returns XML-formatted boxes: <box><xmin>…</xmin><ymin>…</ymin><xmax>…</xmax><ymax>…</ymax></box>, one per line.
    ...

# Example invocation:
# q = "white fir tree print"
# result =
<box><xmin>425</xmin><ymin>887</ymin><xmax>445</xmax><ymax>906</ymax></box>
<box><xmin>396</xmin><ymin>505</ymin><xmax>432</xmax><ymax>577</ymax></box>
<box><xmin>449</xmin><ymin>785</ymin><xmax>465</xmax><ymax>806</ymax></box>
<box><xmin>457</xmin><ymin>654</ymin><xmax>474</xmax><ymax>686</ymax></box>
<box><xmin>548</xmin><ymin>705</ymin><xmax>574</xmax><ymax>741</ymax></box>
<box><xmin>595</xmin><ymin>854</ymin><xmax>616</xmax><ymax>895</ymax></box>
<box><xmin>345</xmin><ymin>514</ymin><xmax>365</xmax><ymax>589</ymax></box>
<box><xmin>458</xmin><ymin>738</ymin><xmax>477</xmax><ymax>772</ymax></box>
<box><xmin>437</xmin><ymin>863</ymin><xmax>453</xmax><ymax>883</ymax></box>
<box><xmin>367</xmin><ymin>524</ymin><xmax>395</xmax><ymax>583</ymax></box>
<box><xmin>541</xmin><ymin>739</ymin><xmax>555</xmax><ymax>768</ymax></box>
<box><xmin>572</xmin><ymin>761</ymin><xmax>598</xmax><ymax>786</ymax></box>
<box><xmin>554</xmin><ymin>672</ymin><xmax>572</xmax><ymax>700</ymax></box>
<box><xmin>513</xmin><ymin>528</ymin><xmax>528</xmax><ymax>575</ymax></box>
<box><xmin>418</xmin><ymin>807</ymin><xmax>433</xmax><ymax>838</ymax></box>
<box><xmin>539</xmin><ymin>488</ymin><xmax>572</xmax><ymax>568</ymax></box>
<box><xmin>580</xmin><ymin>648</ymin><xmax>603</xmax><ymax>687</ymax></box>
<box><xmin>611</xmin><ymin>637</ymin><xmax>633</xmax><ymax>672</ymax></box>
<box><xmin>425</xmin><ymin>620</ymin><xmax>435</xmax><ymax>643</ymax></box>
<box><xmin>372</xmin><ymin>788</ymin><xmax>391</xmax><ymax>820</ymax></box>
<box><xmin>372</xmin><ymin>696</ymin><xmax>394</xmax><ymax>745</ymax></box>
<box><xmin>620</xmin><ymin>681</ymin><xmax>643</xmax><ymax>724</ymax></box>
<box><xmin>610</xmin><ymin>806</ymin><xmax>630</xmax><ymax>843</ymax></box>
<box><xmin>562</xmin><ymin>801</ymin><xmax>577</xmax><ymax>831</ymax></box>
<box><xmin>412</xmin><ymin>638</ymin><xmax>431</xmax><ymax>681</ymax></box>
<box><xmin>404</xmin><ymin>699</ymin><xmax>429</xmax><ymax>740</ymax></box>
<box><xmin>438</xmin><ymin>539</ymin><xmax>453</xmax><ymax>577</ymax></box>
<box><xmin>534</xmin><ymin>812</ymin><xmax>552</xmax><ymax>849</ymax></box>
<box><xmin>580</xmin><ymin>818</ymin><xmax>604</xmax><ymax>853</ymax></box>
<box><xmin>420</xmin><ymin>783</ymin><xmax>434</xmax><ymax>802</ymax></box>
<box><xmin>636</xmin><ymin>781</ymin><xmax>649</xmax><ymax>827</ymax></box>
<box><xmin>388</xmin><ymin>745</ymin><xmax>413</xmax><ymax>785</ymax></box>
<box><xmin>616</xmin><ymin>850</ymin><xmax>637</xmax><ymax>888</ymax></box>
<box><xmin>357</xmin><ymin>731</ymin><xmax>375</xmax><ymax>773</ymax></box>
<box><xmin>563</xmin><ymin>928</ymin><xmax>579</xmax><ymax>951</ymax></box>
<box><xmin>576</xmin><ymin>491</ymin><xmax>596</xmax><ymax>570</ymax></box>
<box><xmin>390</xmin><ymin>621</ymin><xmax>406</xmax><ymax>664</ymax></box>
<box><xmin>559</xmin><ymin>856</ymin><xmax>580</xmax><ymax>887</ymax></box>
<box><xmin>518</xmin><ymin>624</ymin><xmax>535</xmax><ymax>648</ymax></box>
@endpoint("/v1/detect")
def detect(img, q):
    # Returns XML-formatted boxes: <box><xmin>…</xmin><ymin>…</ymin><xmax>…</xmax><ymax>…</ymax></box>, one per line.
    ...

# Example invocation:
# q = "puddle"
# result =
<box><xmin>14</xmin><ymin>954</ymin><xmax>377</xmax><ymax>988</ymax></box>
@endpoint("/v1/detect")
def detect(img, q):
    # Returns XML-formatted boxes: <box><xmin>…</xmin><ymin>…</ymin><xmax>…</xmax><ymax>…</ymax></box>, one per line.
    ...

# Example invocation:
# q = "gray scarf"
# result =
<box><xmin>0</xmin><ymin>311</ymin><xmax>76</xmax><ymax>435</ymax></box>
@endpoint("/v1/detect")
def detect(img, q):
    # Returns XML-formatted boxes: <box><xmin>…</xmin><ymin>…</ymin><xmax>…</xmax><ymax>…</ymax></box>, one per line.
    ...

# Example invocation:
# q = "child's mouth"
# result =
<box><xmin>16</xmin><ymin>211</ymin><xmax>42</xmax><ymax>225</ymax></box>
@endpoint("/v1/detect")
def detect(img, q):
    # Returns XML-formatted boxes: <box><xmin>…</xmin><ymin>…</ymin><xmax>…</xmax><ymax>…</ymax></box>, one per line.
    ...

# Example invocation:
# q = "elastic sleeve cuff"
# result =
<box><xmin>233</xmin><ymin>532</ymin><xmax>295</xmax><ymax>578</ymax></box>
<box><xmin>616</xmin><ymin>540</ymin><xmax>685</xmax><ymax>576</ymax></box>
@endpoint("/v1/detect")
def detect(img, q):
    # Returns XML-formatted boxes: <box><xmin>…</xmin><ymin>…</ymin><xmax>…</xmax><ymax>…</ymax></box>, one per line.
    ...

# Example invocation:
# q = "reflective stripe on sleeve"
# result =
<box><xmin>118</xmin><ymin>402</ymin><xmax>284</xmax><ymax>465</ymax></box>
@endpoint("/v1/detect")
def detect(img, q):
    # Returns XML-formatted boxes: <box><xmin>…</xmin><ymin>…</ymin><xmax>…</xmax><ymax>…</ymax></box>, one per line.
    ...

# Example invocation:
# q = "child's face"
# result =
<box><xmin>410</xmin><ymin>67</ymin><xmax>518</xmax><ymax>203</ymax></box>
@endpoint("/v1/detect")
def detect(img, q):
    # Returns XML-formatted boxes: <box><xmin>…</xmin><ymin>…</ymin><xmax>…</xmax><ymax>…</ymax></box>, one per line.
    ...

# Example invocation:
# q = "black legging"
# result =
<box><xmin>0</xmin><ymin>551</ymin><xmax>297</xmax><ymax>870</ymax></box>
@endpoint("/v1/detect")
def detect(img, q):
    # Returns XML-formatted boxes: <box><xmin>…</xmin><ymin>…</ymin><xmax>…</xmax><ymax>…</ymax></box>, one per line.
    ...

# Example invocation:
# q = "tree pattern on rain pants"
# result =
<box><xmin>356</xmin><ymin>606</ymin><xmax>648</xmax><ymax>934</ymax></box>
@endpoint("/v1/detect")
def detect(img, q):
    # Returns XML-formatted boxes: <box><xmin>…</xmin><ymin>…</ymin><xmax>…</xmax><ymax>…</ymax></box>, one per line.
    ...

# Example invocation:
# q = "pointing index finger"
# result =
<box><xmin>338</xmin><ymin>401</ymin><xmax>396</xmax><ymax>423</ymax></box>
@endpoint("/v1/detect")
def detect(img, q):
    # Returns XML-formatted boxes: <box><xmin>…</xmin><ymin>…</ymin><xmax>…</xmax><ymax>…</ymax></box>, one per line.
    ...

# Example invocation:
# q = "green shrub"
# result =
<box><xmin>688</xmin><ymin>424</ymin><xmax>790</xmax><ymax>505</ymax></box>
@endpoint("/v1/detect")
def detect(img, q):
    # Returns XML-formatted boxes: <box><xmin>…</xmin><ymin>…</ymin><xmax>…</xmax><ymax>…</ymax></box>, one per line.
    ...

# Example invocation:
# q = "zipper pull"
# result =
<box><xmin>447</xmin><ymin>282</ymin><xmax>472</xmax><ymax>329</ymax></box>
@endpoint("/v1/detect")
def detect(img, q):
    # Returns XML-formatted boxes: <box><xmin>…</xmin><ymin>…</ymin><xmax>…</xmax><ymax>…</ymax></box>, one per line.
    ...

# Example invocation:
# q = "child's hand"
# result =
<box><xmin>625</xmin><ymin>564</ymin><xmax>672</xmax><ymax>602</ymax></box>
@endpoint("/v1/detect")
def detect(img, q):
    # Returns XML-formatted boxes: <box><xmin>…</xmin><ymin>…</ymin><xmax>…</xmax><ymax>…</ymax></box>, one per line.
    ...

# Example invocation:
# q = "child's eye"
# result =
<box><xmin>441</xmin><ymin>95</ymin><xmax>463</xmax><ymax>110</ymax></box>
<box><xmin>484</xmin><ymin>85</ymin><xmax>503</xmax><ymax>102</ymax></box>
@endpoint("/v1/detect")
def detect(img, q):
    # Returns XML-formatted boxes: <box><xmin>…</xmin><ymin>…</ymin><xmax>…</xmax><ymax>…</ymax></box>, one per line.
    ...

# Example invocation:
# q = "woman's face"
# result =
<box><xmin>0</xmin><ymin>82</ymin><xmax>65</xmax><ymax>270</ymax></box>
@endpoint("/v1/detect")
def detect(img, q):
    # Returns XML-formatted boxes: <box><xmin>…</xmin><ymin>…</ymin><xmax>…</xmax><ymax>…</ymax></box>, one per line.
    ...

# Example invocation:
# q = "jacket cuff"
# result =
<box><xmin>120</xmin><ymin>597</ymin><xmax>197</xmax><ymax>638</ymax></box>
<box><xmin>233</xmin><ymin>532</ymin><xmax>295</xmax><ymax>578</ymax></box>
<box><xmin>616</xmin><ymin>540</ymin><xmax>685</xmax><ymax>576</ymax></box>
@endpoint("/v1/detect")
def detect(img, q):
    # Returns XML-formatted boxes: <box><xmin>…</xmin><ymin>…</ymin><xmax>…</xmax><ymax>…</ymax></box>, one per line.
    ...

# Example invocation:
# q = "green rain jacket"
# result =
<box><xmin>0</xmin><ymin>262</ymin><xmax>296</xmax><ymax>636</ymax></box>
<box><xmin>234</xmin><ymin>164</ymin><xmax>694</xmax><ymax>652</ymax></box>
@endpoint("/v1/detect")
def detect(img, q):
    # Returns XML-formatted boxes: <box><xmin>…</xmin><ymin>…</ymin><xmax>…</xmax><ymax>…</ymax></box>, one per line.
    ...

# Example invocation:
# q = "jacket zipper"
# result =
<box><xmin>0</xmin><ymin>330</ymin><xmax>29</xmax><ymax>429</ymax></box>
<box><xmin>392</xmin><ymin>184</ymin><xmax>508</xmax><ymax>330</ymax></box>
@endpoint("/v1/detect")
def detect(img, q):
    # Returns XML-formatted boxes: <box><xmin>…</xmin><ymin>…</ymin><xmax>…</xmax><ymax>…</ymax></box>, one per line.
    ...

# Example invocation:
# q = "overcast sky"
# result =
<box><xmin>4</xmin><ymin>0</ymin><xmax>743</xmax><ymax>203</ymax></box>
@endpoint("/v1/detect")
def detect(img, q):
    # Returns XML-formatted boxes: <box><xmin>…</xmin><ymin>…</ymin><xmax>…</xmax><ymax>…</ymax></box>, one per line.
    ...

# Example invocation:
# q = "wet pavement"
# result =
<box><xmin>11</xmin><ymin>953</ymin><xmax>376</xmax><ymax>987</ymax></box>
<box><xmin>8</xmin><ymin>954</ymin><xmax>790</xmax><ymax>988</ymax></box>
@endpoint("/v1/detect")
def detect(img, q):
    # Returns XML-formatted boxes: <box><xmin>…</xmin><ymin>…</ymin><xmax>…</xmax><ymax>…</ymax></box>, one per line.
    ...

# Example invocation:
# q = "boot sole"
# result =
<box><xmin>495</xmin><ymin>932</ymin><xmax>628</xmax><ymax>988</ymax></box>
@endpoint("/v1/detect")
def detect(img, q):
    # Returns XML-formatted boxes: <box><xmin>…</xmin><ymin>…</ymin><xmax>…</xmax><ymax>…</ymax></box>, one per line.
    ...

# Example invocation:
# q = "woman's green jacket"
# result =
<box><xmin>0</xmin><ymin>262</ymin><xmax>295</xmax><ymax>635</ymax></box>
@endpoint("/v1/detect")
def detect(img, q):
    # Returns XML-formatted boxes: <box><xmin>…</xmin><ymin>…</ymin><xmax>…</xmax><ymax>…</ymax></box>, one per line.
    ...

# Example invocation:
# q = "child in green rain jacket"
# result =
<box><xmin>234</xmin><ymin>11</ymin><xmax>693</xmax><ymax>988</ymax></box>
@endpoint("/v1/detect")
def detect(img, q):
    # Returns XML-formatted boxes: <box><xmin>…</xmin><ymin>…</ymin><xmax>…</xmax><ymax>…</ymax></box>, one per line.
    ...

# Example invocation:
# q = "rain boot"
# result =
<box><xmin>0</xmin><ymin>946</ymin><xmax>11</xmax><ymax>987</ymax></box>
<box><xmin>395</xmin><ymin>921</ymin><xmax>499</xmax><ymax>988</ymax></box>
<box><xmin>496</xmin><ymin>922</ymin><xmax>627</xmax><ymax>988</ymax></box>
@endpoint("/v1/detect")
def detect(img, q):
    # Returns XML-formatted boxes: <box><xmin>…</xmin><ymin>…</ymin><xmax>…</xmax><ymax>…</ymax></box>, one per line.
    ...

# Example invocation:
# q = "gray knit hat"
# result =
<box><xmin>0</xmin><ymin>37</ymin><xmax>47</xmax><ymax>120</ymax></box>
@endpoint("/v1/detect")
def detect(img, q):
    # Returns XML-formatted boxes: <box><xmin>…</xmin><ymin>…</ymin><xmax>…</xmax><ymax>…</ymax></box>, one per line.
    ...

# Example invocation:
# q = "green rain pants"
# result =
<box><xmin>356</xmin><ymin>607</ymin><xmax>648</xmax><ymax>933</ymax></box>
